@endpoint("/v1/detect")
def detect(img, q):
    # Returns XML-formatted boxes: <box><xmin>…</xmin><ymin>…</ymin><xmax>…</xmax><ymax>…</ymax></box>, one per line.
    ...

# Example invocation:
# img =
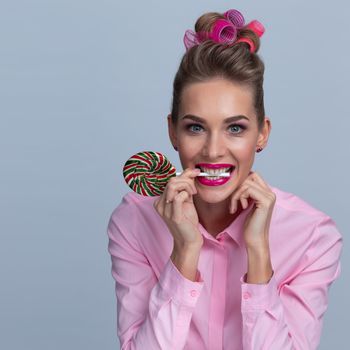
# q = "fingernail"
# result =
<box><xmin>230</xmin><ymin>203</ymin><xmax>236</xmax><ymax>213</ymax></box>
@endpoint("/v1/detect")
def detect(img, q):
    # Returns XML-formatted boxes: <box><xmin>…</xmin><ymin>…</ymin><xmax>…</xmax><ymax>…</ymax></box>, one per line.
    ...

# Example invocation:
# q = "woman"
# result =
<box><xmin>107</xmin><ymin>8</ymin><xmax>343</xmax><ymax>349</ymax></box>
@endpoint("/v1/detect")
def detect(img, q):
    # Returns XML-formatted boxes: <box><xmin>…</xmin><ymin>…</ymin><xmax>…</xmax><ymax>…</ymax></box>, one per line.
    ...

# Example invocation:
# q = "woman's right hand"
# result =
<box><xmin>153</xmin><ymin>168</ymin><xmax>203</xmax><ymax>247</ymax></box>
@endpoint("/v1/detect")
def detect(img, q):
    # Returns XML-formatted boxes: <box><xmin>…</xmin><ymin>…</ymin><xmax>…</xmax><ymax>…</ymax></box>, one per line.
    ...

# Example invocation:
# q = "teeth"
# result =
<box><xmin>200</xmin><ymin>167</ymin><xmax>232</xmax><ymax>175</ymax></box>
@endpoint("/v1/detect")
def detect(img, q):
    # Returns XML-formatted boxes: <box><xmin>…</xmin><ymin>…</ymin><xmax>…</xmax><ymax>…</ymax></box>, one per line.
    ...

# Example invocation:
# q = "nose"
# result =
<box><xmin>201</xmin><ymin>132</ymin><xmax>227</xmax><ymax>159</ymax></box>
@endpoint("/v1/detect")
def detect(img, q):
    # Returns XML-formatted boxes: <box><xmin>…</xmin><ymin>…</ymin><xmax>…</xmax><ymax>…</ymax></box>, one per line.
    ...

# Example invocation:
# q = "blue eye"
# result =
<box><xmin>186</xmin><ymin>123</ymin><xmax>246</xmax><ymax>134</ymax></box>
<box><xmin>187</xmin><ymin>124</ymin><xmax>203</xmax><ymax>133</ymax></box>
<box><xmin>229</xmin><ymin>124</ymin><xmax>246</xmax><ymax>133</ymax></box>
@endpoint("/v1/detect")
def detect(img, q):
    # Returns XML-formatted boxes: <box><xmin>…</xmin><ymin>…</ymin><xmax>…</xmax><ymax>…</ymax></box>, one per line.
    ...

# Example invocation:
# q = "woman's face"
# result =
<box><xmin>168</xmin><ymin>78</ymin><xmax>271</xmax><ymax>204</ymax></box>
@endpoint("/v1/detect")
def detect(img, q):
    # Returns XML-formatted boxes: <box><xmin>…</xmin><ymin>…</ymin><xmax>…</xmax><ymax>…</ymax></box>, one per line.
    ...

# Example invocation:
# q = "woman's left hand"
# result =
<box><xmin>229</xmin><ymin>171</ymin><xmax>276</xmax><ymax>250</ymax></box>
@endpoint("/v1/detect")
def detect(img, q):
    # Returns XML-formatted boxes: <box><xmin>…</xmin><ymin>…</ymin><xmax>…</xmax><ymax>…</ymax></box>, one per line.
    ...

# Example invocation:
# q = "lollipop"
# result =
<box><xmin>123</xmin><ymin>151</ymin><xmax>232</xmax><ymax>196</ymax></box>
<box><xmin>123</xmin><ymin>151</ymin><xmax>177</xmax><ymax>196</ymax></box>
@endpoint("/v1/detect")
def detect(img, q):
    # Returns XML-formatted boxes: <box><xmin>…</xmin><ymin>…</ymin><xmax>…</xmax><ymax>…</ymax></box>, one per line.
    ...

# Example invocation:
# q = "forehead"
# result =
<box><xmin>180</xmin><ymin>78</ymin><xmax>255</xmax><ymax>120</ymax></box>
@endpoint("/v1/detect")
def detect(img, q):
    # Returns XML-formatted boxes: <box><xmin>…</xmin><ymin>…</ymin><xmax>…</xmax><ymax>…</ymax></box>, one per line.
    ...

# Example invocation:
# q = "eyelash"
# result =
<box><xmin>186</xmin><ymin>123</ymin><xmax>247</xmax><ymax>134</ymax></box>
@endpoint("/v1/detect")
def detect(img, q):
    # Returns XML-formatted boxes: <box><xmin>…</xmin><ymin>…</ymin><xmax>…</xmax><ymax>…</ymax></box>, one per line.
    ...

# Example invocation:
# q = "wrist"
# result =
<box><xmin>172</xmin><ymin>236</ymin><xmax>203</xmax><ymax>253</ymax></box>
<box><xmin>246</xmin><ymin>245</ymin><xmax>273</xmax><ymax>284</ymax></box>
<box><xmin>246</xmin><ymin>240</ymin><xmax>270</xmax><ymax>257</ymax></box>
<box><xmin>171</xmin><ymin>241</ymin><xmax>202</xmax><ymax>282</ymax></box>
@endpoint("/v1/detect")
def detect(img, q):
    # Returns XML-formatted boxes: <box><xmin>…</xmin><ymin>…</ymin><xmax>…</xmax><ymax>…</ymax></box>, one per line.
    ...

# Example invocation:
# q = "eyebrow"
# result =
<box><xmin>180</xmin><ymin>114</ymin><xmax>250</xmax><ymax>123</ymax></box>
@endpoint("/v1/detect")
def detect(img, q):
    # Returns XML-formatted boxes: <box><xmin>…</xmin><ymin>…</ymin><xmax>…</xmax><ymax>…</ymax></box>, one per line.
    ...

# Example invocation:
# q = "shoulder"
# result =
<box><xmin>109</xmin><ymin>191</ymin><xmax>157</xmax><ymax>225</ymax></box>
<box><xmin>265</xmin><ymin>184</ymin><xmax>342</xmax><ymax>289</ymax></box>
<box><xmin>270</xmin><ymin>184</ymin><xmax>324</xmax><ymax>217</ymax></box>
<box><xmin>268</xmin><ymin>183</ymin><xmax>342</xmax><ymax>242</ymax></box>
<box><xmin>107</xmin><ymin>192</ymin><xmax>171</xmax><ymax>255</ymax></box>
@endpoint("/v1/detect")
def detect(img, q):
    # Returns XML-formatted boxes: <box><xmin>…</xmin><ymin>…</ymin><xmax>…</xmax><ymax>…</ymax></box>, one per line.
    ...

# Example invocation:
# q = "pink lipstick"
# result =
<box><xmin>195</xmin><ymin>163</ymin><xmax>235</xmax><ymax>187</ymax></box>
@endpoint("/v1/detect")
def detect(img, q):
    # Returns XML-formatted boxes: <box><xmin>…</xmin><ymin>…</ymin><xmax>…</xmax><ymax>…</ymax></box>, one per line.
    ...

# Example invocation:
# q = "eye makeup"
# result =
<box><xmin>184</xmin><ymin>123</ymin><xmax>247</xmax><ymax>134</ymax></box>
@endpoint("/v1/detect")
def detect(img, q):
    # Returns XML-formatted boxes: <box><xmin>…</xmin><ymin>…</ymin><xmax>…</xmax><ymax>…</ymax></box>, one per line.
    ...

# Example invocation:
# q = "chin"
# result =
<box><xmin>195</xmin><ymin>190</ymin><xmax>231</xmax><ymax>205</ymax></box>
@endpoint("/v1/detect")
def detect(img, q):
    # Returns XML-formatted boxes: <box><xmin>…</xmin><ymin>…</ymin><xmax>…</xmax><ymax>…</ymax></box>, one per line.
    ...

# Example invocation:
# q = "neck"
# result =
<box><xmin>193</xmin><ymin>196</ymin><xmax>244</xmax><ymax>237</ymax></box>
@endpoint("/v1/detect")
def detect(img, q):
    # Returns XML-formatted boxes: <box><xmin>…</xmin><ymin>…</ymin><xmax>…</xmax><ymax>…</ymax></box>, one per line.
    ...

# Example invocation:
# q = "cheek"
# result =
<box><xmin>178</xmin><ymin>135</ymin><xmax>202</xmax><ymax>154</ymax></box>
<box><xmin>178</xmin><ymin>146</ymin><xmax>197</xmax><ymax>164</ymax></box>
<box><xmin>232</xmin><ymin>139</ymin><xmax>256</xmax><ymax>159</ymax></box>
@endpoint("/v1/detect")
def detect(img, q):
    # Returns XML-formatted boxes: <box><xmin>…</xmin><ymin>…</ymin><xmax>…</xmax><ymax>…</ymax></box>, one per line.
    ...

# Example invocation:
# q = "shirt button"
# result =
<box><xmin>190</xmin><ymin>290</ymin><xmax>197</xmax><ymax>297</ymax></box>
<box><xmin>243</xmin><ymin>292</ymin><xmax>251</xmax><ymax>300</ymax></box>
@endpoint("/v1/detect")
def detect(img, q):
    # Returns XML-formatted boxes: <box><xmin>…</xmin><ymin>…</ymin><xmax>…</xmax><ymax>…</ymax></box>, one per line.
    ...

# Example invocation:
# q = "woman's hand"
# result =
<box><xmin>153</xmin><ymin>168</ymin><xmax>203</xmax><ymax>247</ymax></box>
<box><xmin>229</xmin><ymin>171</ymin><xmax>275</xmax><ymax>283</ymax></box>
<box><xmin>229</xmin><ymin>171</ymin><xmax>276</xmax><ymax>250</ymax></box>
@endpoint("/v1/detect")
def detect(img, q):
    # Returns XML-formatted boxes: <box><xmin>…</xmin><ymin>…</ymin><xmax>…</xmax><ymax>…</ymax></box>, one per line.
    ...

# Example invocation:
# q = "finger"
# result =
<box><xmin>230</xmin><ymin>184</ymin><xmax>249</xmax><ymax>213</ymax></box>
<box><xmin>246</xmin><ymin>174</ymin><xmax>276</xmax><ymax>205</ymax></box>
<box><xmin>166</xmin><ymin>180</ymin><xmax>195</xmax><ymax>203</ymax></box>
<box><xmin>230</xmin><ymin>195</ymin><xmax>238</xmax><ymax>214</ymax></box>
<box><xmin>158</xmin><ymin>176</ymin><xmax>196</xmax><ymax>216</ymax></box>
<box><xmin>175</xmin><ymin>169</ymin><xmax>200</xmax><ymax>193</ymax></box>
<box><xmin>172</xmin><ymin>190</ymin><xmax>191</xmax><ymax>223</ymax></box>
<box><xmin>153</xmin><ymin>193</ymin><xmax>164</xmax><ymax>216</ymax></box>
<box><xmin>179</xmin><ymin>168</ymin><xmax>201</xmax><ymax>191</ymax></box>
<box><xmin>230</xmin><ymin>182</ymin><xmax>261</xmax><ymax>213</ymax></box>
<box><xmin>238</xmin><ymin>172</ymin><xmax>268</xmax><ymax>191</ymax></box>
<box><xmin>239</xmin><ymin>185</ymin><xmax>268</xmax><ymax>210</ymax></box>
<box><xmin>230</xmin><ymin>171</ymin><xmax>269</xmax><ymax>213</ymax></box>
<box><xmin>229</xmin><ymin>171</ymin><xmax>265</xmax><ymax>214</ymax></box>
<box><xmin>248</xmin><ymin>171</ymin><xmax>270</xmax><ymax>190</ymax></box>
<box><xmin>242</xmin><ymin>178</ymin><xmax>269</xmax><ymax>198</ymax></box>
<box><xmin>174</xmin><ymin>178</ymin><xmax>197</xmax><ymax>196</ymax></box>
<box><xmin>166</xmin><ymin>175</ymin><xmax>198</xmax><ymax>196</ymax></box>
<box><xmin>236</xmin><ymin>187</ymin><xmax>250</xmax><ymax>211</ymax></box>
<box><xmin>239</xmin><ymin>189</ymin><xmax>257</xmax><ymax>209</ymax></box>
<box><xmin>177</xmin><ymin>167</ymin><xmax>201</xmax><ymax>180</ymax></box>
<box><xmin>154</xmin><ymin>193</ymin><xmax>166</xmax><ymax>216</ymax></box>
<box><xmin>180</xmin><ymin>176</ymin><xmax>198</xmax><ymax>194</ymax></box>
<box><xmin>164</xmin><ymin>197</ymin><xmax>173</xmax><ymax>219</ymax></box>
<box><xmin>241</xmin><ymin>195</ymin><xmax>249</xmax><ymax>210</ymax></box>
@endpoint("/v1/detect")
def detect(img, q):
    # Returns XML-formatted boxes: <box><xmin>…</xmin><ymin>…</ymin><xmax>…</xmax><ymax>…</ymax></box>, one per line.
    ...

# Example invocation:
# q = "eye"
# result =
<box><xmin>228</xmin><ymin>124</ymin><xmax>246</xmax><ymax>134</ymax></box>
<box><xmin>186</xmin><ymin>123</ymin><xmax>247</xmax><ymax>134</ymax></box>
<box><xmin>187</xmin><ymin>124</ymin><xmax>203</xmax><ymax>133</ymax></box>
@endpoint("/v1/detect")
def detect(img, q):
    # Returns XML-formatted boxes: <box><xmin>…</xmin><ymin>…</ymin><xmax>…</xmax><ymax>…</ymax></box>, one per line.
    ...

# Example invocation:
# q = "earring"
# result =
<box><xmin>256</xmin><ymin>147</ymin><xmax>263</xmax><ymax>153</ymax></box>
<box><xmin>173</xmin><ymin>146</ymin><xmax>178</xmax><ymax>151</ymax></box>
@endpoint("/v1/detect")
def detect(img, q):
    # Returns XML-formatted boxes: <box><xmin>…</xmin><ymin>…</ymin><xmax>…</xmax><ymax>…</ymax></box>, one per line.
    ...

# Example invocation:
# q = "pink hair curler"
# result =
<box><xmin>235</xmin><ymin>37</ymin><xmax>255</xmax><ymax>53</ymax></box>
<box><xmin>209</xmin><ymin>18</ymin><xmax>237</xmax><ymax>43</ymax></box>
<box><xmin>223</xmin><ymin>9</ymin><xmax>245</xmax><ymax>28</ymax></box>
<box><xmin>183</xmin><ymin>9</ymin><xmax>265</xmax><ymax>52</ymax></box>
<box><xmin>246</xmin><ymin>20</ymin><xmax>265</xmax><ymax>37</ymax></box>
<box><xmin>183</xmin><ymin>29</ymin><xmax>200</xmax><ymax>50</ymax></box>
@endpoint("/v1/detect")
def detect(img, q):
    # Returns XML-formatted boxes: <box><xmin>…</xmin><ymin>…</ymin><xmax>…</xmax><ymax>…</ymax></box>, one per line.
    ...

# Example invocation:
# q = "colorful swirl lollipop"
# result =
<box><xmin>123</xmin><ymin>151</ymin><xmax>232</xmax><ymax>196</ymax></box>
<box><xmin>123</xmin><ymin>151</ymin><xmax>177</xmax><ymax>196</ymax></box>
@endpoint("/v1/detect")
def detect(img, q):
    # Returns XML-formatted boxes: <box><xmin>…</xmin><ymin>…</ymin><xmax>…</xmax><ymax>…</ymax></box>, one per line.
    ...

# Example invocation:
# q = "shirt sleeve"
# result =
<box><xmin>107</xmin><ymin>211</ymin><xmax>204</xmax><ymax>350</ymax></box>
<box><xmin>239</xmin><ymin>215</ymin><xmax>343</xmax><ymax>350</ymax></box>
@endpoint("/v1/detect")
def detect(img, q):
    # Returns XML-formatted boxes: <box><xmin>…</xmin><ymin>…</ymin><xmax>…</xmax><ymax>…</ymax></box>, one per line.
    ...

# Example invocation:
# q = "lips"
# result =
<box><xmin>196</xmin><ymin>166</ymin><xmax>234</xmax><ymax>186</ymax></box>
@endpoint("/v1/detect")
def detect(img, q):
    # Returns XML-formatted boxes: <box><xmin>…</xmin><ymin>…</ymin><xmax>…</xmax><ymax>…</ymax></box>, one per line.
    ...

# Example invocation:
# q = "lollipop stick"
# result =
<box><xmin>175</xmin><ymin>172</ymin><xmax>230</xmax><ymax>177</ymax></box>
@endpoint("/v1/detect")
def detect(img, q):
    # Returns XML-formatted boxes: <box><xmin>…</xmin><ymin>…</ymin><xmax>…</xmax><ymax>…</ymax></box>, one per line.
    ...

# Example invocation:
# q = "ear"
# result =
<box><xmin>167</xmin><ymin>114</ymin><xmax>178</xmax><ymax>149</ymax></box>
<box><xmin>257</xmin><ymin>116</ymin><xmax>272</xmax><ymax>149</ymax></box>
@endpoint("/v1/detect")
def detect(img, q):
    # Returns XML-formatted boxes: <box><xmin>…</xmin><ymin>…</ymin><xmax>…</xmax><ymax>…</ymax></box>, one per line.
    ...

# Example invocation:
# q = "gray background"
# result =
<box><xmin>0</xmin><ymin>0</ymin><xmax>348</xmax><ymax>349</ymax></box>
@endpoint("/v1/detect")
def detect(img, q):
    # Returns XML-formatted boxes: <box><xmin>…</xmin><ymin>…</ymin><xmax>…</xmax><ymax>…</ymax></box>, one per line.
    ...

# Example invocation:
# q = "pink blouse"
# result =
<box><xmin>106</xmin><ymin>183</ymin><xmax>343</xmax><ymax>349</ymax></box>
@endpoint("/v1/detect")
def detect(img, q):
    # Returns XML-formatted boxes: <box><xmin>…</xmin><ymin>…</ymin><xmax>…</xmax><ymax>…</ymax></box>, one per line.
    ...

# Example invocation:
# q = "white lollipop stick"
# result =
<box><xmin>175</xmin><ymin>172</ymin><xmax>231</xmax><ymax>177</ymax></box>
